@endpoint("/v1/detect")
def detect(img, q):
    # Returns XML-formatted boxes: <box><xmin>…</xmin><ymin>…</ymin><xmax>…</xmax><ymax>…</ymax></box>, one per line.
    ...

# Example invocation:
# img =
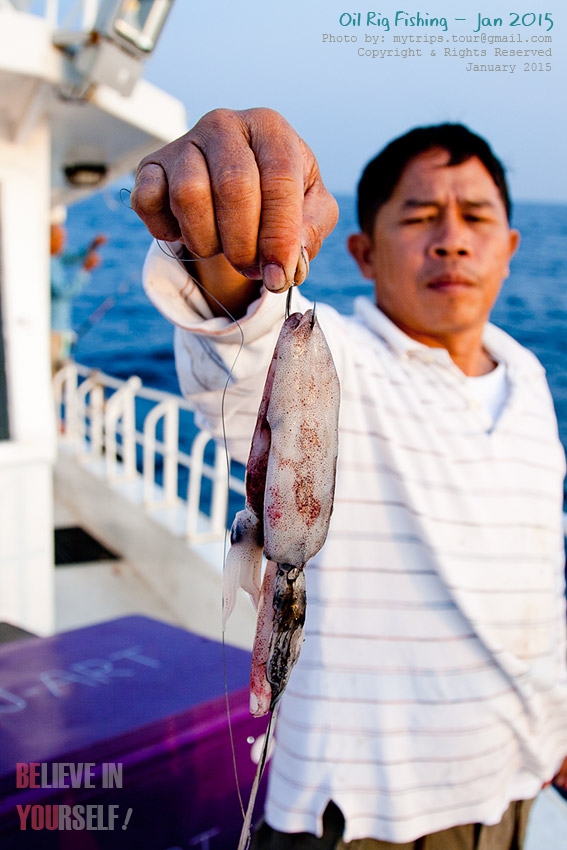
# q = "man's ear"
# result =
<box><xmin>501</xmin><ymin>228</ymin><xmax>521</xmax><ymax>282</ymax></box>
<box><xmin>347</xmin><ymin>232</ymin><xmax>376</xmax><ymax>280</ymax></box>
<box><xmin>509</xmin><ymin>228</ymin><xmax>520</xmax><ymax>262</ymax></box>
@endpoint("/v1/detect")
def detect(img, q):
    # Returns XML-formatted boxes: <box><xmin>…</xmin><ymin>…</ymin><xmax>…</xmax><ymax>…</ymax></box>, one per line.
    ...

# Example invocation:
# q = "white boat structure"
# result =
<box><xmin>0</xmin><ymin>0</ymin><xmax>256</xmax><ymax>650</ymax></box>
<box><xmin>0</xmin><ymin>1</ymin><xmax>565</xmax><ymax>844</ymax></box>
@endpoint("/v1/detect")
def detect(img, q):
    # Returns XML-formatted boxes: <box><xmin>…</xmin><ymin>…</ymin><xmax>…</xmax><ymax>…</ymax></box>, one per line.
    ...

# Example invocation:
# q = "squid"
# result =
<box><xmin>222</xmin><ymin>307</ymin><xmax>340</xmax><ymax>717</ymax></box>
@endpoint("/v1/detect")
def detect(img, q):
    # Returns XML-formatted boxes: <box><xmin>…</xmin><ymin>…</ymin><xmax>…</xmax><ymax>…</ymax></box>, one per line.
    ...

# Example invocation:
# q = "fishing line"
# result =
<box><xmin>119</xmin><ymin>187</ymin><xmax>133</xmax><ymax>208</ymax></box>
<box><xmin>152</xmin><ymin>234</ymin><xmax>320</xmax><ymax>846</ymax></box>
<box><xmin>237</xmin><ymin>704</ymin><xmax>279</xmax><ymax>850</ymax></box>
<box><xmin>155</xmin><ymin>239</ymin><xmax>249</xmax><ymax>820</ymax></box>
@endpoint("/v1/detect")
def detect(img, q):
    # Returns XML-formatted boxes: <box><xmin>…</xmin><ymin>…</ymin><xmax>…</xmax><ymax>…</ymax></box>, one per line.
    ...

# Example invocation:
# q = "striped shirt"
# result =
<box><xmin>144</xmin><ymin>242</ymin><xmax>567</xmax><ymax>844</ymax></box>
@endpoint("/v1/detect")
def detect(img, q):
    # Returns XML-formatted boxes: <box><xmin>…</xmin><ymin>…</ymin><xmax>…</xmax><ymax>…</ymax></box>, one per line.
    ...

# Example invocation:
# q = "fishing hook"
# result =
<box><xmin>285</xmin><ymin>285</ymin><xmax>294</xmax><ymax>319</ymax></box>
<box><xmin>311</xmin><ymin>302</ymin><xmax>317</xmax><ymax>328</ymax></box>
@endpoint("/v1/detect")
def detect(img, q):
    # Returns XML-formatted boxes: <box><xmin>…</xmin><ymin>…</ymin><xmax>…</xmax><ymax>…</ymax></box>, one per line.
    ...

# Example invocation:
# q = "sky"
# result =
<box><xmin>138</xmin><ymin>0</ymin><xmax>566</xmax><ymax>204</ymax></box>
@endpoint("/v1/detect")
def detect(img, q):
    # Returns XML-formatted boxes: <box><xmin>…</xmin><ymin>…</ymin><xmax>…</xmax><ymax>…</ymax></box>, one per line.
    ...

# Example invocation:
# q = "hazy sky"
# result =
<box><xmin>141</xmin><ymin>0</ymin><xmax>566</xmax><ymax>203</ymax></box>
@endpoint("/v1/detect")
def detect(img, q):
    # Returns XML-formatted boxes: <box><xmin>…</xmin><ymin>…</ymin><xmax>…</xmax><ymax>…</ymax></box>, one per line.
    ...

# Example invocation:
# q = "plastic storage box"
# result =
<box><xmin>0</xmin><ymin>616</ymin><xmax>270</xmax><ymax>849</ymax></box>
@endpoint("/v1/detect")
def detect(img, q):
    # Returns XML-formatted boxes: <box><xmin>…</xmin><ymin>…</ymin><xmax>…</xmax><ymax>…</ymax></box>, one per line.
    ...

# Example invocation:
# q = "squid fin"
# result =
<box><xmin>222</xmin><ymin>509</ymin><xmax>263</xmax><ymax>631</ymax></box>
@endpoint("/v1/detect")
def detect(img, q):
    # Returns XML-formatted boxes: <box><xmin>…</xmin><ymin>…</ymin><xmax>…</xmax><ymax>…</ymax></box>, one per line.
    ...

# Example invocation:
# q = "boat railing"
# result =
<box><xmin>53</xmin><ymin>361</ymin><xmax>246</xmax><ymax>544</ymax></box>
<box><xmin>51</xmin><ymin>362</ymin><xmax>567</xmax><ymax>546</ymax></box>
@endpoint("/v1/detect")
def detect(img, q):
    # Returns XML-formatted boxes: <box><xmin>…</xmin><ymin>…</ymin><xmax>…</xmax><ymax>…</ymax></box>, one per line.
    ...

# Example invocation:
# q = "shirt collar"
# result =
<box><xmin>354</xmin><ymin>297</ymin><xmax>451</xmax><ymax>365</ymax></box>
<box><xmin>354</xmin><ymin>296</ymin><xmax>545</xmax><ymax>378</ymax></box>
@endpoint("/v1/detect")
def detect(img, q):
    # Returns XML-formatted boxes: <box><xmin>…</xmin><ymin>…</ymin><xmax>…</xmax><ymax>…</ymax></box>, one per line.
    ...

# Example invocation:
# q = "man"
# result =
<box><xmin>50</xmin><ymin>209</ymin><xmax>106</xmax><ymax>372</ymax></box>
<box><xmin>132</xmin><ymin>109</ymin><xmax>567</xmax><ymax>849</ymax></box>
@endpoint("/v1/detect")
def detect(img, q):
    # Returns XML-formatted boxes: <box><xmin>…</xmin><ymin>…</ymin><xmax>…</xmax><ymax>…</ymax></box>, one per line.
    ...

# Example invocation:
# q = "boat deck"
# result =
<box><xmin>54</xmin><ymin>481</ymin><xmax>183</xmax><ymax>633</ymax></box>
<box><xmin>527</xmin><ymin>787</ymin><xmax>567</xmax><ymax>848</ymax></box>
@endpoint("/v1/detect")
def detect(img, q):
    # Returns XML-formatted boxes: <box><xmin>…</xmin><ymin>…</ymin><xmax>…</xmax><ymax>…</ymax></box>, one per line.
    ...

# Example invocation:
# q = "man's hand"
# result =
<box><xmin>131</xmin><ymin>108</ymin><xmax>339</xmax><ymax>294</ymax></box>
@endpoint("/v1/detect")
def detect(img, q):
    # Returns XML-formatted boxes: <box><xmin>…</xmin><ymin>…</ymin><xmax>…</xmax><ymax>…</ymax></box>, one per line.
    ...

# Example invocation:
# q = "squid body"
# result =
<box><xmin>222</xmin><ymin>308</ymin><xmax>340</xmax><ymax>717</ymax></box>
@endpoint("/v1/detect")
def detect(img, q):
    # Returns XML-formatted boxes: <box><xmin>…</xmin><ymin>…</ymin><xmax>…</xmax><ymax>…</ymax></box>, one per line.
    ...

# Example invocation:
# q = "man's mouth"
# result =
<box><xmin>426</xmin><ymin>275</ymin><xmax>475</xmax><ymax>293</ymax></box>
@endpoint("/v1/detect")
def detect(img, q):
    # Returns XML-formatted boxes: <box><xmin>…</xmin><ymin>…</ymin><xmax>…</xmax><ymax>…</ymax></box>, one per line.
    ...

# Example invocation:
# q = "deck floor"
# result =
<box><xmin>526</xmin><ymin>787</ymin><xmax>567</xmax><ymax>849</ymax></box>
<box><xmin>53</xmin><ymin>484</ymin><xmax>183</xmax><ymax>633</ymax></box>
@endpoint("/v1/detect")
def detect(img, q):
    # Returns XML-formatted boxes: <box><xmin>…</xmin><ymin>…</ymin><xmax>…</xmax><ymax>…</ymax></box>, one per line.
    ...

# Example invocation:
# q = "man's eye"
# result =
<box><xmin>465</xmin><ymin>214</ymin><xmax>491</xmax><ymax>223</ymax></box>
<box><xmin>402</xmin><ymin>215</ymin><xmax>433</xmax><ymax>224</ymax></box>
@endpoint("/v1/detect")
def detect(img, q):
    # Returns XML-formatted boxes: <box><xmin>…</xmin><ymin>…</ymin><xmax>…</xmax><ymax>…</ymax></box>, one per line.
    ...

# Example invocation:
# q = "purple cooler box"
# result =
<box><xmin>0</xmin><ymin>616</ymin><xmax>270</xmax><ymax>850</ymax></box>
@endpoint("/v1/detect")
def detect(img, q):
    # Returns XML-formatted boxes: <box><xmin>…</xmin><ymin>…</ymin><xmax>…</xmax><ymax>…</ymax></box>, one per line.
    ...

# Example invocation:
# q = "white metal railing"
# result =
<box><xmin>53</xmin><ymin>361</ymin><xmax>246</xmax><ymax>544</ymax></box>
<box><xmin>51</xmin><ymin>362</ymin><xmax>567</xmax><ymax>545</ymax></box>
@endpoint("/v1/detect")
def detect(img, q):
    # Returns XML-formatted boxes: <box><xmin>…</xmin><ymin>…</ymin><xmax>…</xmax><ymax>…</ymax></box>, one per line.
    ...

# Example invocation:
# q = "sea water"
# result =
<box><xmin>69</xmin><ymin>191</ymin><xmax>567</xmax><ymax>502</ymax></box>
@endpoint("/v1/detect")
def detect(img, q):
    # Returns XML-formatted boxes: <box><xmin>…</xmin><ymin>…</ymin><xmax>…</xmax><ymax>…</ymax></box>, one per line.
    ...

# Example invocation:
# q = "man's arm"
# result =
<box><xmin>131</xmin><ymin>108</ymin><xmax>338</xmax><ymax>317</ymax></box>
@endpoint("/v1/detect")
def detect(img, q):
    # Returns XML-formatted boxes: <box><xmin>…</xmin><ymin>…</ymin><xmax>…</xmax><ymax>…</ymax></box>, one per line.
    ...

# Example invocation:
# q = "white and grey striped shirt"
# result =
<box><xmin>144</xmin><ymin>243</ymin><xmax>567</xmax><ymax>844</ymax></box>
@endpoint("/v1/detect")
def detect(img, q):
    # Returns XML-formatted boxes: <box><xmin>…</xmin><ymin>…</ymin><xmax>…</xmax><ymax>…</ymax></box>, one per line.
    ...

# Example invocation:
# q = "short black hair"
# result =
<box><xmin>356</xmin><ymin>123</ymin><xmax>512</xmax><ymax>233</ymax></box>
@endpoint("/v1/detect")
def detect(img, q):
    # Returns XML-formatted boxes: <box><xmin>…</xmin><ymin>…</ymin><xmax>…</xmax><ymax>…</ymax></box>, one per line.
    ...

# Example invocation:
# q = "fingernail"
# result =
<box><xmin>241</xmin><ymin>265</ymin><xmax>263</xmax><ymax>281</ymax></box>
<box><xmin>262</xmin><ymin>263</ymin><xmax>288</xmax><ymax>293</ymax></box>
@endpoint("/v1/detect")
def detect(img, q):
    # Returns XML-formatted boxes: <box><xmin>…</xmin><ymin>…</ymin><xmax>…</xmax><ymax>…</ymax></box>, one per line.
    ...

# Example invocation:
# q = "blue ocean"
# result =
<box><xmin>68</xmin><ymin>191</ymin><xmax>567</xmax><ymax>503</ymax></box>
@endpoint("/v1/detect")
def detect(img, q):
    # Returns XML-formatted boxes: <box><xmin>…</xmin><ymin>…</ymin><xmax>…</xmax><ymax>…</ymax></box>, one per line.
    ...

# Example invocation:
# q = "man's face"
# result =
<box><xmin>348</xmin><ymin>148</ymin><xmax>520</xmax><ymax>353</ymax></box>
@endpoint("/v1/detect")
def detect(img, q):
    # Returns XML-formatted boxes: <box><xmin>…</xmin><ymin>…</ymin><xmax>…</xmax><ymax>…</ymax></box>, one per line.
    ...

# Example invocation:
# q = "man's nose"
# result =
<box><xmin>429</xmin><ymin>213</ymin><xmax>470</xmax><ymax>257</ymax></box>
